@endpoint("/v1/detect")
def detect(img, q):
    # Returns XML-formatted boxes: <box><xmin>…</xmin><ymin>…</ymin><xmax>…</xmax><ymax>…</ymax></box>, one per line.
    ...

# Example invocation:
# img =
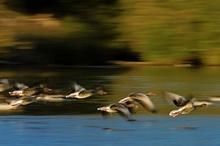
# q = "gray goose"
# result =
<box><xmin>5</xmin><ymin>96</ymin><xmax>36</xmax><ymax>109</ymax></box>
<box><xmin>97</xmin><ymin>103</ymin><xmax>134</xmax><ymax>121</ymax></box>
<box><xmin>9</xmin><ymin>83</ymin><xmax>52</xmax><ymax>97</ymax></box>
<box><xmin>97</xmin><ymin>92</ymin><xmax>157</xmax><ymax>121</ymax></box>
<box><xmin>164</xmin><ymin>91</ymin><xmax>210</xmax><ymax>118</ymax></box>
<box><xmin>66</xmin><ymin>82</ymin><xmax>107</xmax><ymax>99</ymax></box>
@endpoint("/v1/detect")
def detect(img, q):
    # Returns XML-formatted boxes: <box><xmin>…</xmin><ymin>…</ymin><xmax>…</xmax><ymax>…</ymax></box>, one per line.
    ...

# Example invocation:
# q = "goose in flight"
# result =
<box><xmin>9</xmin><ymin>83</ymin><xmax>52</xmax><ymax>97</ymax></box>
<box><xmin>97</xmin><ymin>103</ymin><xmax>134</xmax><ymax>121</ymax></box>
<box><xmin>164</xmin><ymin>91</ymin><xmax>210</xmax><ymax>118</ymax></box>
<box><xmin>97</xmin><ymin>92</ymin><xmax>157</xmax><ymax>121</ymax></box>
<box><xmin>65</xmin><ymin>82</ymin><xmax>107</xmax><ymax>99</ymax></box>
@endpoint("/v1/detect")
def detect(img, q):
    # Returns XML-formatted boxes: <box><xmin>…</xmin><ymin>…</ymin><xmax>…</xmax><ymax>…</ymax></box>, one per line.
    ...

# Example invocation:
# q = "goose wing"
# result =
<box><xmin>13</xmin><ymin>82</ymin><xmax>29</xmax><ymax>90</ymax></box>
<box><xmin>0</xmin><ymin>78</ymin><xmax>11</xmax><ymax>92</ymax></box>
<box><xmin>123</xmin><ymin>101</ymin><xmax>139</xmax><ymax>114</ymax></box>
<box><xmin>164</xmin><ymin>91</ymin><xmax>187</xmax><ymax>107</ymax></box>
<box><xmin>0</xmin><ymin>79</ymin><xmax>9</xmax><ymax>85</ymax></box>
<box><xmin>110</xmin><ymin>103</ymin><xmax>133</xmax><ymax>120</ymax></box>
<box><xmin>128</xmin><ymin>92</ymin><xmax>157</xmax><ymax>113</ymax></box>
<box><xmin>70</xmin><ymin>82</ymin><xmax>85</xmax><ymax>92</ymax></box>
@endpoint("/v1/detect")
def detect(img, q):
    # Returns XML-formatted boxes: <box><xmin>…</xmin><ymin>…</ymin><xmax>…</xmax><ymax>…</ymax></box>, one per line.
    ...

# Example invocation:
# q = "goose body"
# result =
<box><xmin>97</xmin><ymin>92</ymin><xmax>157</xmax><ymax>121</ymax></box>
<box><xmin>66</xmin><ymin>82</ymin><xmax>107</xmax><ymax>99</ymax></box>
<box><xmin>97</xmin><ymin>103</ymin><xmax>134</xmax><ymax>121</ymax></box>
<box><xmin>66</xmin><ymin>90</ymin><xmax>95</xmax><ymax>99</ymax></box>
<box><xmin>9</xmin><ymin>96</ymin><xmax>36</xmax><ymax>108</ymax></box>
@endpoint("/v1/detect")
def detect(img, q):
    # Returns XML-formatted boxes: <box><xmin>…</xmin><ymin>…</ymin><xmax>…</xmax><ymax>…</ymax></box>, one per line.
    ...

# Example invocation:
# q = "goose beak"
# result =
<box><xmin>169</xmin><ymin>111</ymin><xmax>181</xmax><ymax>118</ymax></box>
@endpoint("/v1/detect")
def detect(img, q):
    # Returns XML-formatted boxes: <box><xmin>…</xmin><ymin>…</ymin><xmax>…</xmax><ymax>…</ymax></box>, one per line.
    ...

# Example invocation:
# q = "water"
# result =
<box><xmin>0</xmin><ymin>115</ymin><xmax>219</xmax><ymax>146</ymax></box>
<box><xmin>0</xmin><ymin>65</ymin><xmax>220</xmax><ymax>145</ymax></box>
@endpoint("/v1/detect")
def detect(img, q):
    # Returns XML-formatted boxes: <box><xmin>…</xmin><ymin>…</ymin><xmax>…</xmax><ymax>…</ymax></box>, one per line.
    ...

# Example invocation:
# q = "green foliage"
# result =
<box><xmin>2</xmin><ymin>0</ymin><xmax>139</xmax><ymax>65</ymax></box>
<box><xmin>118</xmin><ymin>0</ymin><xmax>220</xmax><ymax>65</ymax></box>
<box><xmin>1</xmin><ymin>0</ymin><xmax>220</xmax><ymax>65</ymax></box>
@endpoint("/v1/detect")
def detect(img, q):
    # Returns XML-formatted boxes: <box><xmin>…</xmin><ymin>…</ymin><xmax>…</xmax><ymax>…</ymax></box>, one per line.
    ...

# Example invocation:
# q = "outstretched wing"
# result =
<box><xmin>69</xmin><ymin>82</ymin><xmax>85</xmax><ymax>92</ymax></box>
<box><xmin>164</xmin><ymin>91</ymin><xmax>187</xmax><ymax>107</ymax></box>
<box><xmin>0</xmin><ymin>78</ymin><xmax>11</xmax><ymax>92</ymax></box>
<box><xmin>119</xmin><ymin>98</ymin><xmax>139</xmax><ymax>114</ymax></box>
<box><xmin>111</xmin><ymin>103</ymin><xmax>134</xmax><ymax>120</ymax></box>
<box><xmin>128</xmin><ymin>92</ymin><xmax>157</xmax><ymax>113</ymax></box>
<box><xmin>0</xmin><ymin>79</ymin><xmax>9</xmax><ymax>85</ymax></box>
<box><xmin>13</xmin><ymin>82</ymin><xmax>29</xmax><ymax>90</ymax></box>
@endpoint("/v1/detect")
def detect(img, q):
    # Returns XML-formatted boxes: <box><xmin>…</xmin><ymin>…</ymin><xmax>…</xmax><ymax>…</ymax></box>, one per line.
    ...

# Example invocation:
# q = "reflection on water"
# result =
<box><xmin>0</xmin><ymin>65</ymin><xmax>220</xmax><ymax>115</ymax></box>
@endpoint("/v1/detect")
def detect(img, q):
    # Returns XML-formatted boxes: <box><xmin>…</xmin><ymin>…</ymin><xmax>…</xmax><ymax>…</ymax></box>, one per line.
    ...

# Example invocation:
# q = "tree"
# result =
<box><xmin>3</xmin><ymin>0</ymin><xmax>140</xmax><ymax>65</ymax></box>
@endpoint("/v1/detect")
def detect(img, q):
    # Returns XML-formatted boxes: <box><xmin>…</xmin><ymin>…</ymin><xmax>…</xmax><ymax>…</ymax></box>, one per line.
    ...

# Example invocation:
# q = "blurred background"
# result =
<box><xmin>1</xmin><ymin>0</ymin><xmax>220</xmax><ymax>113</ymax></box>
<box><xmin>1</xmin><ymin>0</ymin><xmax>220</xmax><ymax>66</ymax></box>
<box><xmin>1</xmin><ymin>2</ymin><xmax>220</xmax><ymax>145</ymax></box>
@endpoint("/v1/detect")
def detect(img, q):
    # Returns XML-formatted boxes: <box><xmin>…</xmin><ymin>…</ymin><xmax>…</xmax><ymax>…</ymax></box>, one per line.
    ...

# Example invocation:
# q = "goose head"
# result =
<box><xmin>169</xmin><ymin>107</ymin><xmax>185</xmax><ymax>118</ymax></box>
<box><xmin>95</xmin><ymin>87</ymin><xmax>107</xmax><ymax>95</ymax></box>
<box><xmin>97</xmin><ymin>105</ymin><xmax>116</xmax><ymax>113</ymax></box>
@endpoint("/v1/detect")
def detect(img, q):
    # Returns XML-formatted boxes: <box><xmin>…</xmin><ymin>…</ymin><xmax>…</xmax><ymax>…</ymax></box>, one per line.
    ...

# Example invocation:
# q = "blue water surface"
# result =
<box><xmin>0</xmin><ymin>115</ymin><xmax>219</xmax><ymax>146</ymax></box>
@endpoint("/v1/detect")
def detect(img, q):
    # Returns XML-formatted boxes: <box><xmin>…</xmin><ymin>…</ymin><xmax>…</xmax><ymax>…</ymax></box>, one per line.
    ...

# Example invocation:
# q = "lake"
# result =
<box><xmin>0</xmin><ymin>65</ymin><xmax>220</xmax><ymax>145</ymax></box>
<box><xmin>0</xmin><ymin>115</ymin><xmax>219</xmax><ymax>146</ymax></box>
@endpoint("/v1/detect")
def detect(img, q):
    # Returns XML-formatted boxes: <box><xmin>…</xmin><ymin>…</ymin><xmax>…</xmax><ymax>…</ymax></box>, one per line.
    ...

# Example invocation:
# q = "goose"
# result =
<box><xmin>97</xmin><ymin>92</ymin><xmax>157</xmax><ymax>121</ymax></box>
<box><xmin>8</xmin><ymin>82</ymin><xmax>29</xmax><ymax>96</ymax></box>
<box><xmin>3</xmin><ymin>96</ymin><xmax>36</xmax><ymax>109</ymax></box>
<box><xmin>9</xmin><ymin>83</ymin><xmax>52</xmax><ymax>97</ymax></box>
<box><xmin>97</xmin><ymin>103</ymin><xmax>134</xmax><ymax>121</ymax></box>
<box><xmin>164</xmin><ymin>91</ymin><xmax>210</xmax><ymax>118</ymax></box>
<box><xmin>65</xmin><ymin>82</ymin><xmax>107</xmax><ymax>99</ymax></box>
<box><xmin>10</xmin><ymin>97</ymin><xmax>36</xmax><ymax>107</ymax></box>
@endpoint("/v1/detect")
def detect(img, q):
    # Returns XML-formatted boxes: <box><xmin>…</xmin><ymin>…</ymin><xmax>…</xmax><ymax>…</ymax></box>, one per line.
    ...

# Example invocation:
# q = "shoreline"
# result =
<box><xmin>109</xmin><ymin>61</ymin><xmax>220</xmax><ymax>67</ymax></box>
<box><xmin>1</xmin><ymin>60</ymin><xmax>220</xmax><ymax>68</ymax></box>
